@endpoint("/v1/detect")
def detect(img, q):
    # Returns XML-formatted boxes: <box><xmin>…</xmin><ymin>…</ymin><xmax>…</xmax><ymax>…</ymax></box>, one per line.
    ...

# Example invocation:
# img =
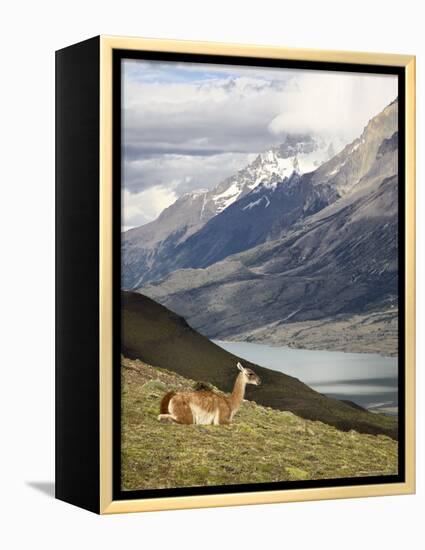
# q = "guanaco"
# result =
<box><xmin>158</xmin><ymin>362</ymin><xmax>261</xmax><ymax>425</ymax></box>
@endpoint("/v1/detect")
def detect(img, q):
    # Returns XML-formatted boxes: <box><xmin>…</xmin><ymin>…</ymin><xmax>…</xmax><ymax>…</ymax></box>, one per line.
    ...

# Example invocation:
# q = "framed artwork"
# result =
<box><xmin>55</xmin><ymin>36</ymin><xmax>415</xmax><ymax>514</ymax></box>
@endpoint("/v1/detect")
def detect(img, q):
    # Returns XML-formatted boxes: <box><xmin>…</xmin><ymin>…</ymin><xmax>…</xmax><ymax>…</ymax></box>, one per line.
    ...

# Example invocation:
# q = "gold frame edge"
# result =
<box><xmin>99</xmin><ymin>37</ymin><xmax>114</xmax><ymax>513</ymax></box>
<box><xmin>98</xmin><ymin>36</ymin><xmax>416</xmax><ymax>515</ymax></box>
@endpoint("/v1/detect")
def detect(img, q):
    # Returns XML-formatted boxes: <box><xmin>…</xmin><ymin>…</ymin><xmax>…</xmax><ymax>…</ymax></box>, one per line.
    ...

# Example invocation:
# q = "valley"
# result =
<box><xmin>122</xmin><ymin>291</ymin><xmax>398</xmax><ymax>438</ymax></box>
<box><xmin>132</xmin><ymin>101</ymin><xmax>399</xmax><ymax>355</ymax></box>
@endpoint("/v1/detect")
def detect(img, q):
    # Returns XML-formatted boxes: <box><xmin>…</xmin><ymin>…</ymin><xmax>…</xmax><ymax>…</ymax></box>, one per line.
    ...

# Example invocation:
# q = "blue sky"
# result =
<box><xmin>124</xmin><ymin>60</ymin><xmax>239</xmax><ymax>84</ymax></box>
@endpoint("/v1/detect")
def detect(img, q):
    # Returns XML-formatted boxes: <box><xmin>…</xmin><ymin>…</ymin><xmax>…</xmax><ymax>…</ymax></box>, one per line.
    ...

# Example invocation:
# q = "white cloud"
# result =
<box><xmin>122</xmin><ymin>186</ymin><xmax>178</xmax><ymax>231</ymax></box>
<box><xmin>124</xmin><ymin>152</ymin><xmax>256</xmax><ymax>194</ymax></box>
<box><xmin>122</xmin><ymin>59</ymin><xmax>398</xmax><ymax>226</ymax></box>
<box><xmin>268</xmin><ymin>70</ymin><xmax>398</xmax><ymax>142</ymax></box>
<box><xmin>122</xmin><ymin>75</ymin><xmax>289</xmax><ymax>162</ymax></box>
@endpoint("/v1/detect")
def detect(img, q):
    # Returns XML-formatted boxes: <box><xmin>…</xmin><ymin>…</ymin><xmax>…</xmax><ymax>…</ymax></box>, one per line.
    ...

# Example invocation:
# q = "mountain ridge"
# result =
<box><xmin>122</xmin><ymin>133</ymin><xmax>338</xmax><ymax>288</ymax></box>
<box><xmin>125</xmin><ymin>100</ymin><xmax>397</xmax><ymax>290</ymax></box>
<box><xmin>139</xmin><ymin>102</ymin><xmax>398</xmax><ymax>354</ymax></box>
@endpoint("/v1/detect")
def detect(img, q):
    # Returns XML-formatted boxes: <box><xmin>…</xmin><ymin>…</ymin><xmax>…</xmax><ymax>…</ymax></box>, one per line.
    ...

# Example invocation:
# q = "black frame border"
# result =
<box><xmin>112</xmin><ymin>49</ymin><xmax>406</xmax><ymax>502</ymax></box>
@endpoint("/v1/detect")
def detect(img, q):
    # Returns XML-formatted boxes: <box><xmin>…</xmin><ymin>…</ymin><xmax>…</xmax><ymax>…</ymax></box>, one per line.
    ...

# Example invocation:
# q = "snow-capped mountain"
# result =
<box><xmin>161</xmin><ymin>170</ymin><xmax>339</xmax><ymax>272</ymax></box>
<box><xmin>210</xmin><ymin>134</ymin><xmax>335</xmax><ymax>214</ymax></box>
<box><xmin>139</xmin><ymin>100</ymin><xmax>399</xmax><ymax>355</ymax></box>
<box><xmin>122</xmin><ymin>133</ymin><xmax>335</xmax><ymax>288</ymax></box>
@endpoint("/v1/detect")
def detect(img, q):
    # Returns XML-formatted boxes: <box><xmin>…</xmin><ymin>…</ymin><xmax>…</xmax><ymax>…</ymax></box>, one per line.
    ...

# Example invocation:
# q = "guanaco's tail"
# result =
<box><xmin>160</xmin><ymin>391</ymin><xmax>176</xmax><ymax>414</ymax></box>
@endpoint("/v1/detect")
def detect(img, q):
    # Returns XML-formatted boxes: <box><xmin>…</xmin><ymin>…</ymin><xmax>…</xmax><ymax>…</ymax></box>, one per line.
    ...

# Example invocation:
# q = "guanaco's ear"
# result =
<box><xmin>237</xmin><ymin>362</ymin><xmax>245</xmax><ymax>372</ymax></box>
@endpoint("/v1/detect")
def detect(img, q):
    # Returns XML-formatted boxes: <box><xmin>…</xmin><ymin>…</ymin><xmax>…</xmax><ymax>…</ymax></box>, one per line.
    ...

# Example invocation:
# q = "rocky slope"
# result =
<box><xmin>239</xmin><ymin>310</ymin><xmax>399</xmax><ymax>357</ymax></box>
<box><xmin>153</xmin><ymin>171</ymin><xmax>339</xmax><ymax>272</ymax></box>
<box><xmin>309</xmin><ymin>99</ymin><xmax>399</xmax><ymax>195</ymax></box>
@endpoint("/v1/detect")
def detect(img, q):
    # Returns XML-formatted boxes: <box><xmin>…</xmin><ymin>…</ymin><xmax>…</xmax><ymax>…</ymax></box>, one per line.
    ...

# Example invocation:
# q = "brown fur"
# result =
<box><xmin>158</xmin><ymin>364</ymin><xmax>261</xmax><ymax>425</ymax></box>
<box><xmin>160</xmin><ymin>391</ymin><xmax>176</xmax><ymax>414</ymax></box>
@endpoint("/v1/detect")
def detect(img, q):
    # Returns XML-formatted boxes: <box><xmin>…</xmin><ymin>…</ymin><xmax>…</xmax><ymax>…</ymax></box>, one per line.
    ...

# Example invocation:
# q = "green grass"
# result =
<box><xmin>122</xmin><ymin>291</ymin><xmax>398</xmax><ymax>439</ymax></box>
<box><xmin>121</xmin><ymin>357</ymin><xmax>398</xmax><ymax>492</ymax></box>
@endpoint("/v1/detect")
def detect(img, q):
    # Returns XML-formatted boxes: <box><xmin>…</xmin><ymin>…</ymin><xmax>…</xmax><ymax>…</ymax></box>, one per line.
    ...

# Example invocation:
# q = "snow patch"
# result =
<box><xmin>281</xmin><ymin>308</ymin><xmax>302</xmax><ymax>322</ymax></box>
<box><xmin>242</xmin><ymin>195</ymin><xmax>271</xmax><ymax>211</ymax></box>
<box><xmin>212</xmin><ymin>182</ymin><xmax>243</xmax><ymax>211</ymax></box>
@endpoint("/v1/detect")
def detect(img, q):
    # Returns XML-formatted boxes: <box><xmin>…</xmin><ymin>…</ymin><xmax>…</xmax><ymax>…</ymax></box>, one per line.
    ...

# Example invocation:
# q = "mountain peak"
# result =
<box><xmin>210</xmin><ymin>134</ymin><xmax>335</xmax><ymax>214</ymax></box>
<box><xmin>310</xmin><ymin>98</ymin><xmax>398</xmax><ymax>196</ymax></box>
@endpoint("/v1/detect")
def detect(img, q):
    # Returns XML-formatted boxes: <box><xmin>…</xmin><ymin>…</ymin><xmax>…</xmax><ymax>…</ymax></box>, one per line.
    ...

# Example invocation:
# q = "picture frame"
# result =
<box><xmin>55</xmin><ymin>35</ymin><xmax>415</xmax><ymax>514</ymax></box>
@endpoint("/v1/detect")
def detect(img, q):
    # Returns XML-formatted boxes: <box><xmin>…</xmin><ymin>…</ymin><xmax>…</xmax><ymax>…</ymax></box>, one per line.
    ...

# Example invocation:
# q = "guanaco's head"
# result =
<box><xmin>237</xmin><ymin>362</ymin><xmax>261</xmax><ymax>386</ymax></box>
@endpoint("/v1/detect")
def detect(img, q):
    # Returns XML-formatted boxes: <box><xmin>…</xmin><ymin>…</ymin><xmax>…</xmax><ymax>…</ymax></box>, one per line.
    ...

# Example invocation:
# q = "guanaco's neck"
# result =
<box><xmin>229</xmin><ymin>373</ymin><xmax>247</xmax><ymax>412</ymax></box>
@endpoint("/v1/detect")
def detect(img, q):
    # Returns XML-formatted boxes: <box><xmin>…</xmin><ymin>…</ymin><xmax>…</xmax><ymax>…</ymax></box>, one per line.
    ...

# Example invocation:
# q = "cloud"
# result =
<box><xmin>268</xmin><ymin>70</ymin><xmax>398</xmax><ymax>140</ymax></box>
<box><xmin>123</xmin><ymin>74</ymin><xmax>292</xmax><ymax>169</ymax></box>
<box><xmin>122</xmin><ymin>186</ymin><xmax>178</xmax><ymax>231</ymax></box>
<box><xmin>122</xmin><ymin>59</ymin><xmax>398</xmax><ymax>225</ymax></box>
<box><xmin>124</xmin><ymin>152</ymin><xmax>256</xmax><ymax>195</ymax></box>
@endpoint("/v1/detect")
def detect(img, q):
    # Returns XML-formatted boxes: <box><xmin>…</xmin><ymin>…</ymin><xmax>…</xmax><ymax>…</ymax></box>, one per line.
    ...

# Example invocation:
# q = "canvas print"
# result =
<box><xmin>119</xmin><ymin>58</ymin><xmax>400</xmax><ymax>492</ymax></box>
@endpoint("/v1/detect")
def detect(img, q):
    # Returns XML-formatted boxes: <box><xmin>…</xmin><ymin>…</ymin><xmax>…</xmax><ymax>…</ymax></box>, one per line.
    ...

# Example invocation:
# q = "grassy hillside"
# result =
<box><xmin>122</xmin><ymin>291</ymin><xmax>397</xmax><ymax>439</ymax></box>
<box><xmin>121</xmin><ymin>357</ymin><xmax>397</xmax><ymax>491</ymax></box>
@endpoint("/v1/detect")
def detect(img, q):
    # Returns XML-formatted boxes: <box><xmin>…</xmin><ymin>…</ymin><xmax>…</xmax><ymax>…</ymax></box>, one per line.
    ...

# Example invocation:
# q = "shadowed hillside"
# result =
<box><xmin>122</xmin><ymin>291</ymin><xmax>397</xmax><ymax>439</ymax></box>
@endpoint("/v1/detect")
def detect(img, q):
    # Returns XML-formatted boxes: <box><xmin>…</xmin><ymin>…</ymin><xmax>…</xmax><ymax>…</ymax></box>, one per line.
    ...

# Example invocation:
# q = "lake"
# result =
<box><xmin>213</xmin><ymin>340</ymin><xmax>398</xmax><ymax>415</ymax></box>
